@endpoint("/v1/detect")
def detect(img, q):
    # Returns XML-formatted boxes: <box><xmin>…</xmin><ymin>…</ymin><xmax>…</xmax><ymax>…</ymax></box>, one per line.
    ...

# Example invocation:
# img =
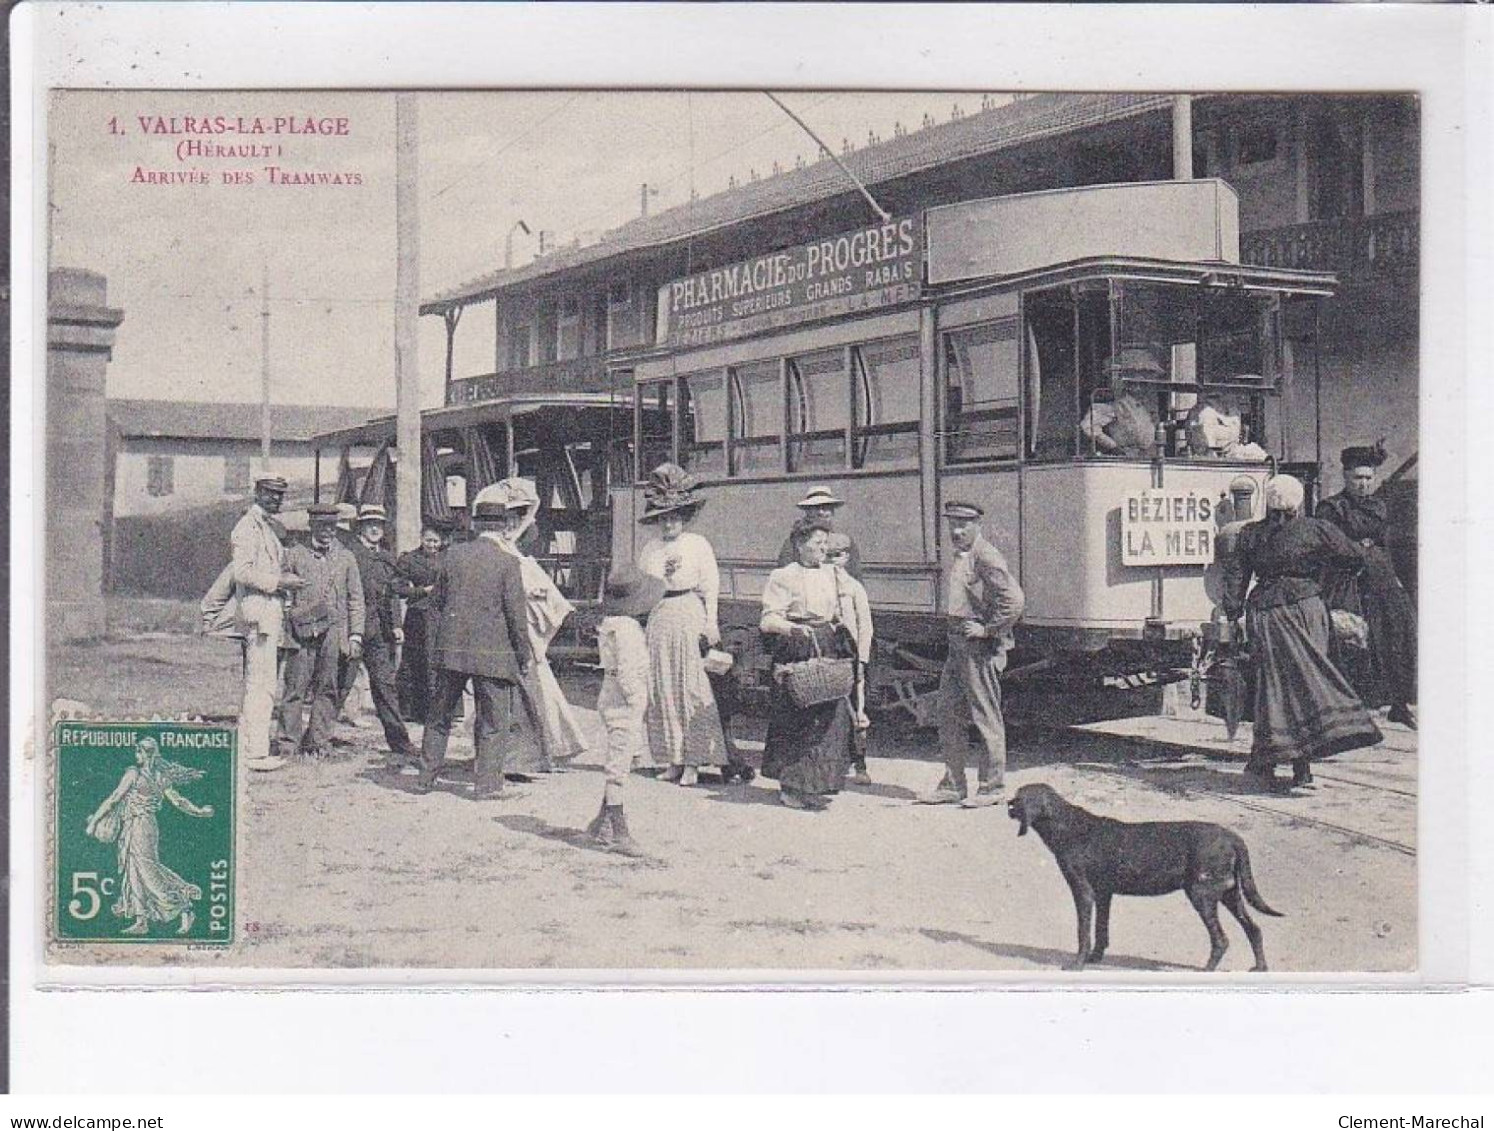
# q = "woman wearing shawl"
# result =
<box><xmin>1316</xmin><ymin>443</ymin><xmax>1418</xmax><ymax>729</ymax></box>
<box><xmin>1223</xmin><ymin>475</ymin><xmax>1382</xmax><ymax>794</ymax></box>
<box><xmin>493</xmin><ymin>477</ymin><xmax>589</xmax><ymax>773</ymax></box>
<box><xmin>84</xmin><ymin>737</ymin><xmax>214</xmax><ymax>935</ymax></box>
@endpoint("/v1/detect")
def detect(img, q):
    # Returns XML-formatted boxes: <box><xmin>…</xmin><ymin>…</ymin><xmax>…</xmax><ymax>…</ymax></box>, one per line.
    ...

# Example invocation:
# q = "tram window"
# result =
<box><xmin>679</xmin><ymin>370</ymin><xmax>727</xmax><ymax>477</ymax></box>
<box><xmin>1023</xmin><ymin>287</ymin><xmax>1079</xmax><ymax>460</ymax></box>
<box><xmin>853</xmin><ymin>337</ymin><xmax>920</xmax><ymax>469</ymax></box>
<box><xmin>1199</xmin><ymin>290</ymin><xmax>1280</xmax><ymax>385</ymax></box>
<box><xmin>729</xmin><ymin>360</ymin><xmax>783</xmax><ymax>476</ymax></box>
<box><xmin>637</xmin><ymin>380</ymin><xmax>674</xmax><ymax>476</ymax></box>
<box><xmin>944</xmin><ymin>321</ymin><xmax>1020</xmax><ymax>464</ymax></box>
<box><xmin>788</xmin><ymin>349</ymin><xmax>849</xmax><ymax>472</ymax></box>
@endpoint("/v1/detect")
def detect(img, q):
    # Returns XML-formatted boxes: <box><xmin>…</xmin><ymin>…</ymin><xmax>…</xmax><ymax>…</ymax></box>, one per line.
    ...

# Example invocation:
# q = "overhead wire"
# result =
<box><xmin>430</xmin><ymin>91</ymin><xmax>590</xmax><ymax>204</ymax></box>
<box><xmin>555</xmin><ymin>91</ymin><xmax>844</xmax><ymax>249</ymax></box>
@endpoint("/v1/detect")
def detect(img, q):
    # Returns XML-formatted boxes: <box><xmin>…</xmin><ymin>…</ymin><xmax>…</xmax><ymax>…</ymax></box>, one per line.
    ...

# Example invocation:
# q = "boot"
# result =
<box><xmin>604</xmin><ymin>805</ymin><xmax>644</xmax><ymax>857</ymax></box>
<box><xmin>585</xmin><ymin>800</ymin><xmax>609</xmax><ymax>841</ymax></box>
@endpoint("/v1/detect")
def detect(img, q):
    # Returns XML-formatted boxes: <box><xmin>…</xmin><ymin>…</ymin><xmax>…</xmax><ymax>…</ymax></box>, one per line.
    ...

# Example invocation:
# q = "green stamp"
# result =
<box><xmin>54</xmin><ymin>721</ymin><xmax>235</xmax><ymax>944</ymax></box>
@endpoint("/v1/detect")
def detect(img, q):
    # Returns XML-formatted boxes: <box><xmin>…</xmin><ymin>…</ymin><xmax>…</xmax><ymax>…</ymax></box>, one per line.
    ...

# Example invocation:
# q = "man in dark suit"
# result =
<box><xmin>347</xmin><ymin>504</ymin><xmax>420</xmax><ymax>769</ymax></box>
<box><xmin>917</xmin><ymin>500</ymin><xmax>1025</xmax><ymax>809</ymax></box>
<box><xmin>416</xmin><ymin>486</ymin><xmax>535</xmax><ymax>800</ymax></box>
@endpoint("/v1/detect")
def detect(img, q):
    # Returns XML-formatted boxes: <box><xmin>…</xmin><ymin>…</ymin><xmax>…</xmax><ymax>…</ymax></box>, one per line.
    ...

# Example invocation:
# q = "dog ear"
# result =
<box><xmin>1016</xmin><ymin>799</ymin><xmax>1030</xmax><ymax>837</ymax></box>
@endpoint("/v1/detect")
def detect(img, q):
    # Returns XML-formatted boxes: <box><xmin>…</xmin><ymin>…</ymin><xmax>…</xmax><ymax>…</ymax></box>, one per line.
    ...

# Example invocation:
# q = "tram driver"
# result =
<box><xmin>1079</xmin><ymin>345</ymin><xmax>1161</xmax><ymax>458</ymax></box>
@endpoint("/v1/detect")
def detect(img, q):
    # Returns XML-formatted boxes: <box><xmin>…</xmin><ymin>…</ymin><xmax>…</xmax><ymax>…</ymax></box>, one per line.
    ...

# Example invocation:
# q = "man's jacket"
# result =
<box><xmin>429</xmin><ymin>535</ymin><xmax>533</xmax><ymax>682</ymax></box>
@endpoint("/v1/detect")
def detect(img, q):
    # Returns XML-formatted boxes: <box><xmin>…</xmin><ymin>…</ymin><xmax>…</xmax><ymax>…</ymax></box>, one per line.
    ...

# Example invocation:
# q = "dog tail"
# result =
<box><xmin>1234</xmin><ymin>840</ymin><xmax>1284</xmax><ymax>917</ymax></box>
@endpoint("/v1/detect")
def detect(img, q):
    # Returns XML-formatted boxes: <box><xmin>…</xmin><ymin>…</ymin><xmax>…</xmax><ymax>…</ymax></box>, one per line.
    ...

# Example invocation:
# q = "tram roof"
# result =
<box><xmin>931</xmin><ymin>255</ymin><xmax>1340</xmax><ymax>298</ymax></box>
<box><xmin>309</xmin><ymin>391</ymin><xmax>632</xmax><ymax>448</ymax></box>
<box><xmin>421</xmin><ymin>92</ymin><xmax>1181</xmax><ymax>313</ymax></box>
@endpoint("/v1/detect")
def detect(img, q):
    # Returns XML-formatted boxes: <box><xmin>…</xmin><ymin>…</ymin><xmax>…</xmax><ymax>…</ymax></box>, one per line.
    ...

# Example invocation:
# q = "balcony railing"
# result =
<box><xmin>446</xmin><ymin>354</ymin><xmax>611</xmax><ymax>406</ymax></box>
<box><xmin>1240</xmin><ymin>210</ymin><xmax>1418</xmax><ymax>280</ymax></box>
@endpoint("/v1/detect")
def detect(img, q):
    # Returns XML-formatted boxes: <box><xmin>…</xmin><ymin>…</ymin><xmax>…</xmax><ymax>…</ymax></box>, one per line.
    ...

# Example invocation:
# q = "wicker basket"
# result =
<box><xmin>779</xmin><ymin>633</ymin><xmax>854</xmax><ymax>708</ymax></box>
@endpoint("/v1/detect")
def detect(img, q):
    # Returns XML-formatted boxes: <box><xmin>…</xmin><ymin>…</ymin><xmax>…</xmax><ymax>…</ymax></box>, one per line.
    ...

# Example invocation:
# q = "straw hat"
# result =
<box><xmin>795</xmin><ymin>486</ymin><xmax>845</xmax><ymax>510</ymax></box>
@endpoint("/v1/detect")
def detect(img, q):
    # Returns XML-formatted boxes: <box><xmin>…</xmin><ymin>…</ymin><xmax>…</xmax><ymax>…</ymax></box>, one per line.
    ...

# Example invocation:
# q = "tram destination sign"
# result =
<box><xmin>656</xmin><ymin>216</ymin><xmax>923</xmax><ymax>348</ymax></box>
<box><xmin>1120</xmin><ymin>489</ymin><xmax>1216</xmax><ymax>566</ymax></box>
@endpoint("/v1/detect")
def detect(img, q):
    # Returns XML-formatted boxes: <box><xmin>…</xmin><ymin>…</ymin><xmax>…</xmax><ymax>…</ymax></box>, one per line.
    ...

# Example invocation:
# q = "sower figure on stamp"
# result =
<box><xmin>347</xmin><ymin>504</ymin><xmax>421</xmax><ymax>770</ymax></box>
<box><xmin>416</xmin><ymin>484</ymin><xmax>535</xmax><ymax>800</ymax></box>
<box><xmin>278</xmin><ymin>504</ymin><xmax>366</xmax><ymax>762</ymax></box>
<box><xmin>230</xmin><ymin>475</ymin><xmax>305</xmax><ymax>774</ymax></box>
<box><xmin>917</xmin><ymin>500</ymin><xmax>1025</xmax><ymax>808</ymax></box>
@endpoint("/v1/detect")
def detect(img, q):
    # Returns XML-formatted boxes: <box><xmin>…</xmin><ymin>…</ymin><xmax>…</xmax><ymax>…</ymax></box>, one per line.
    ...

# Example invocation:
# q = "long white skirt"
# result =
<box><xmin>643</xmin><ymin>595</ymin><xmax>727</xmax><ymax>767</ymax></box>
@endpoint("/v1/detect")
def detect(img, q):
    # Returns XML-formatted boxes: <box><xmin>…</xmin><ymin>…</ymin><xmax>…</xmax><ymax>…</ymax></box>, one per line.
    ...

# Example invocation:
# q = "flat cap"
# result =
<box><xmin>255</xmin><ymin>476</ymin><xmax>289</xmax><ymax>493</ymax></box>
<box><xmin>307</xmin><ymin>502</ymin><xmax>341</xmax><ymax>522</ymax></box>
<box><xmin>942</xmin><ymin>500</ymin><xmax>984</xmax><ymax>520</ymax></box>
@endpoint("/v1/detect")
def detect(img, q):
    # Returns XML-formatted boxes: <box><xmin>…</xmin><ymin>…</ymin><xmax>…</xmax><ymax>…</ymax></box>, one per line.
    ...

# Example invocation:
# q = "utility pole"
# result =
<box><xmin>1172</xmin><ymin>94</ymin><xmax>1194</xmax><ymax>181</ymax></box>
<box><xmin>260</xmin><ymin>260</ymin><xmax>271</xmax><ymax>469</ymax></box>
<box><xmin>395</xmin><ymin>93</ymin><xmax>421</xmax><ymax>553</ymax></box>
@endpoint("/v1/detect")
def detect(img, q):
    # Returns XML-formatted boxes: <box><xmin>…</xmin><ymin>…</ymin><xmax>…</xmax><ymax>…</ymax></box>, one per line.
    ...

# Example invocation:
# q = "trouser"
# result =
<box><xmin>354</xmin><ymin>639</ymin><xmax>416</xmax><ymax>757</ymax></box>
<box><xmin>239</xmin><ymin>625</ymin><xmax>281</xmax><ymax>765</ymax></box>
<box><xmin>278</xmin><ymin>632</ymin><xmax>341</xmax><ymax>757</ymax></box>
<box><xmin>335</xmin><ymin>651</ymin><xmax>361</xmax><ymax>715</ymax></box>
<box><xmin>422</xmin><ymin>669</ymin><xmax>514</xmax><ymax>792</ymax></box>
<box><xmin>936</xmin><ymin>633</ymin><xmax>1007</xmax><ymax>794</ymax></box>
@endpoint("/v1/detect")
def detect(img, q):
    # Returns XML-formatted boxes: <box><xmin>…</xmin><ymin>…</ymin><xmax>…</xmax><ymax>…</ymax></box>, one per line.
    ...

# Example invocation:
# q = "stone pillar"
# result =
<box><xmin>47</xmin><ymin>268</ymin><xmax>123</xmax><ymax>642</ymax></box>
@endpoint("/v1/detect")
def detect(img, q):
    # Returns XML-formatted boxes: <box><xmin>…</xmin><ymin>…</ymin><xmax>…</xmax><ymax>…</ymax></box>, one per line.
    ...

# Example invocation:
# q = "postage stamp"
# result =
<box><xmin>52</xmin><ymin>720</ymin><xmax>236</xmax><ymax>945</ymax></box>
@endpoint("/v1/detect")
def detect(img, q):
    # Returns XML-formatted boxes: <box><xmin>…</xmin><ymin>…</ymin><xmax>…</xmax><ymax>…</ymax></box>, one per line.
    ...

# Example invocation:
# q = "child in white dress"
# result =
<box><xmin>586</xmin><ymin>569</ymin><xmax>665</xmax><ymax>855</ymax></box>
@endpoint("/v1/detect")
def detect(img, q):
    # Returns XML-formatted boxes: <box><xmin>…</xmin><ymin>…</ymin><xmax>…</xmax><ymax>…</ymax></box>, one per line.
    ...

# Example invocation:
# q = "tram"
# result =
<box><xmin>310</xmin><ymin>391</ymin><xmax>633</xmax><ymax>611</ymax></box>
<box><xmin>315</xmin><ymin>179</ymin><xmax>1337</xmax><ymax>722</ymax></box>
<box><xmin>610</xmin><ymin>180</ymin><xmax>1337</xmax><ymax>722</ymax></box>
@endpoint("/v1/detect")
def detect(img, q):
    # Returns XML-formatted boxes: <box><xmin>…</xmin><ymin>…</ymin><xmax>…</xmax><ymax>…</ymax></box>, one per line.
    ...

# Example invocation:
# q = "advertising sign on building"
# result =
<box><xmin>1120</xmin><ymin>490</ymin><xmax>1216</xmax><ymax>566</ymax></box>
<box><xmin>656</xmin><ymin>217</ymin><xmax>923</xmax><ymax>348</ymax></box>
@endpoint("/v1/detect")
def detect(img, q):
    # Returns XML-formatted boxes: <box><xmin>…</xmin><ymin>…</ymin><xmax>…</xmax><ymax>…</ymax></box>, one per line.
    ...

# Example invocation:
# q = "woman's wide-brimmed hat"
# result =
<box><xmin>600</xmin><ymin>568</ymin><xmax>666</xmax><ymax>617</ymax></box>
<box><xmin>639</xmin><ymin>462</ymin><xmax>703</xmax><ymax>524</ymax></box>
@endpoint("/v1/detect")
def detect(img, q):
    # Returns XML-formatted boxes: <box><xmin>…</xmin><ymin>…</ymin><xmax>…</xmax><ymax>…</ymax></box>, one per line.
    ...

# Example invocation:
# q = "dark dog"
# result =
<box><xmin>1007</xmin><ymin>783</ymin><xmax>1283</xmax><ymax>972</ymax></box>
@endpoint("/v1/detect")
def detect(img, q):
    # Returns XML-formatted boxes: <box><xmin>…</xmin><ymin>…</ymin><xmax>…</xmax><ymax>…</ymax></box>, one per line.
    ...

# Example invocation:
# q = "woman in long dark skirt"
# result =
<box><xmin>759</xmin><ymin>518</ymin><xmax>853</xmax><ymax>810</ymax></box>
<box><xmin>396</xmin><ymin>523</ymin><xmax>447</xmax><ymax>723</ymax></box>
<box><xmin>1223</xmin><ymin>475</ymin><xmax>1383</xmax><ymax>793</ymax></box>
<box><xmin>1316</xmin><ymin>444</ymin><xmax>1418</xmax><ymax>729</ymax></box>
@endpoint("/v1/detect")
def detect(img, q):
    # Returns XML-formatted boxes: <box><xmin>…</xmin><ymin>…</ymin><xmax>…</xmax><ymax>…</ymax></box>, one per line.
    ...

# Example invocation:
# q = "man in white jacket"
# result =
<box><xmin>230</xmin><ymin>477</ymin><xmax>304</xmax><ymax>773</ymax></box>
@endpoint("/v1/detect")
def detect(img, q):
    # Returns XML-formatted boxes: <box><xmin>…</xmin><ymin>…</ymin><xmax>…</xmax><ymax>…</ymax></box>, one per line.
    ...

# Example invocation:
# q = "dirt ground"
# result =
<box><xmin>42</xmin><ymin>610</ymin><xmax>1417</xmax><ymax>976</ymax></box>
